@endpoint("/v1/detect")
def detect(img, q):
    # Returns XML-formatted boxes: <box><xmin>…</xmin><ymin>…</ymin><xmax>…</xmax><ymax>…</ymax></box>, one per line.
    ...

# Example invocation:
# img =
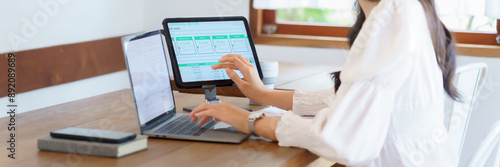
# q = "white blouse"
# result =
<box><xmin>274</xmin><ymin>0</ymin><xmax>458</xmax><ymax>166</ymax></box>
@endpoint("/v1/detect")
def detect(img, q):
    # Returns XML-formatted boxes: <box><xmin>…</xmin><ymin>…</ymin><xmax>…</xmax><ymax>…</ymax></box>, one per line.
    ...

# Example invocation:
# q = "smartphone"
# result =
<box><xmin>50</xmin><ymin>127</ymin><xmax>137</xmax><ymax>144</ymax></box>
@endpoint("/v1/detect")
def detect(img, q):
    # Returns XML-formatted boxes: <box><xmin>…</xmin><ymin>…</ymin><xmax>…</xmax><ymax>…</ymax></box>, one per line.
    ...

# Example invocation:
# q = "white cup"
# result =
<box><xmin>250</xmin><ymin>60</ymin><xmax>279</xmax><ymax>106</ymax></box>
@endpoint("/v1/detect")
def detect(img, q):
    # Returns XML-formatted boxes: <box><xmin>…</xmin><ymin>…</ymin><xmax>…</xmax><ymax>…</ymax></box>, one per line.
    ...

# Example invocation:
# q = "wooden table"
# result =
<box><xmin>0</xmin><ymin>89</ymin><xmax>319</xmax><ymax>167</ymax></box>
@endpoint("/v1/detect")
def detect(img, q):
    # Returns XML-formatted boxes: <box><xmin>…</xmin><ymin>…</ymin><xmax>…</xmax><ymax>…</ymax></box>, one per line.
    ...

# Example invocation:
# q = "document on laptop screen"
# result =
<box><xmin>126</xmin><ymin>33</ymin><xmax>174</xmax><ymax>125</ymax></box>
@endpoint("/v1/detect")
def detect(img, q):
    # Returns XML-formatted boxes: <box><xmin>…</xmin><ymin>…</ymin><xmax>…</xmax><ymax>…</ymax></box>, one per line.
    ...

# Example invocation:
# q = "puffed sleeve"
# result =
<box><xmin>275</xmin><ymin>0</ymin><xmax>419</xmax><ymax>165</ymax></box>
<box><xmin>291</xmin><ymin>87</ymin><xmax>336</xmax><ymax>116</ymax></box>
<box><xmin>277</xmin><ymin>81</ymin><xmax>397</xmax><ymax>165</ymax></box>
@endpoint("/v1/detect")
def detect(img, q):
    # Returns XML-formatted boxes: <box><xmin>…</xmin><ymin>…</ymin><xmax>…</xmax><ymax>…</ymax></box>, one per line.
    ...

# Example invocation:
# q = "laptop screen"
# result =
<box><xmin>123</xmin><ymin>31</ymin><xmax>175</xmax><ymax>126</ymax></box>
<box><xmin>167</xmin><ymin>20</ymin><xmax>258</xmax><ymax>83</ymax></box>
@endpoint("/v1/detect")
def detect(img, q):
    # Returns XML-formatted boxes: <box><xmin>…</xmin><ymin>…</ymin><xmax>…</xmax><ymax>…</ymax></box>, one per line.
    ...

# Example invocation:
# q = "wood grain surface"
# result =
<box><xmin>0</xmin><ymin>89</ymin><xmax>319</xmax><ymax>167</ymax></box>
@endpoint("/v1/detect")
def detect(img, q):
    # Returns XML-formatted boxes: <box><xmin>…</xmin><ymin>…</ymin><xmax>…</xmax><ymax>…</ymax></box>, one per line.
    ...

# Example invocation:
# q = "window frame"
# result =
<box><xmin>249</xmin><ymin>1</ymin><xmax>500</xmax><ymax>58</ymax></box>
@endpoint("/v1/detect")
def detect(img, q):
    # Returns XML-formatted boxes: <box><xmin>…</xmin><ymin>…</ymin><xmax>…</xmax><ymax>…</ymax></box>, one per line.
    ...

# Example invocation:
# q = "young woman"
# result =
<box><xmin>190</xmin><ymin>0</ymin><xmax>459</xmax><ymax>166</ymax></box>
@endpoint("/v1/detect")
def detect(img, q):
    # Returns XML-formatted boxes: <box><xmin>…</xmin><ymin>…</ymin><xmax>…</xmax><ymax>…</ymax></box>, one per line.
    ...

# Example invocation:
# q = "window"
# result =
<box><xmin>275</xmin><ymin>8</ymin><xmax>497</xmax><ymax>33</ymax></box>
<box><xmin>276</xmin><ymin>8</ymin><xmax>355</xmax><ymax>26</ymax></box>
<box><xmin>441</xmin><ymin>15</ymin><xmax>497</xmax><ymax>32</ymax></box>
<box><xmin>250</xmin><ymin>0</ymin><xmax>500</xmax><ymax>47</ymax></box>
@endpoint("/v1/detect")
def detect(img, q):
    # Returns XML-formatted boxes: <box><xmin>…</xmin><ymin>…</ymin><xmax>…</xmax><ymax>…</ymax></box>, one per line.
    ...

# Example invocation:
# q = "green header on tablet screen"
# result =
<box><xmin>212</xmin><ymin>35</ymin><xmax>228</xmax><ymax>39</ymax></box>
<box><xmin>194</xmin><ymin>36</ymin><xmax>211</xmax><ymax>40</ymax></box>
<box><xmin>176</xmin><ymin>37</ymin><xmax>193</xmax><ymax>41</ymax></box>
<box><xmin>229</xmin><ymin>35</ymin><xmax>245</xmax><ymax>39</ymax></box>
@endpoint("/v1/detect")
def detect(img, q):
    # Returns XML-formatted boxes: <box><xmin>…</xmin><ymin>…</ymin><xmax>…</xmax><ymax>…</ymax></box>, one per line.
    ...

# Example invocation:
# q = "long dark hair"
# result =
<box><xmin>332</xmin><ymin>0</ymin><xmax>460</xmax><ymax>101</ymax></box>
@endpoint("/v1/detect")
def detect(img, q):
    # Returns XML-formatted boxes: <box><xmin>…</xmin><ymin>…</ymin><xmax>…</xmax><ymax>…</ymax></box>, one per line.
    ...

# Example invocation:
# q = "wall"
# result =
<box><xmin>143</xmin><ymin>0</ymin><xmax>250</xmax><ymax>31</ymax></box>
<box><xmin>0</xmin><ymin>0</ymin><xmax>144</xmax><ymax>116</ymax></box>
<box><xmin>1</xmin><ymin>0</ymin><xmax>499</xmax><ymax>165</ymax></box>
<box><xmin>0</xmin><ymin>0</ymin><xmax>144</xmax><ymax>53</ymax></box>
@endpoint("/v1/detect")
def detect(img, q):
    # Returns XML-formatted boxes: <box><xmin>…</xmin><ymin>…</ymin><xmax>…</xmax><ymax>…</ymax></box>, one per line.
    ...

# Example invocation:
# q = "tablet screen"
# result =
<box><xmin>167</xmin><ymin>20</ymin><xmax>258</xmax><ymax>83</ymax></box>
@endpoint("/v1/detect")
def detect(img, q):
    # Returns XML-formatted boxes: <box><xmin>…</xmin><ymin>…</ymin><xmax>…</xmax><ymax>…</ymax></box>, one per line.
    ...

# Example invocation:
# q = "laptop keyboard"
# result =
<box><xmin>153</xmin><ymin>115</ymin><xmax>216</xmax><ymax>136</ymax></box>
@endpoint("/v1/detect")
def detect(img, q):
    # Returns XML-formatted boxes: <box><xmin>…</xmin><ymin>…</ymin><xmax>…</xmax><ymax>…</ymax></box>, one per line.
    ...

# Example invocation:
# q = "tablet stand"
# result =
<box><xmin>183</xmin><ymin>86</ymin><xmax>220</xmax><ymax>112</ymax></box>
<box><xmin>202</xmin><ymin>86</ymin><xmax>221</xmax><ymax>104</ymax></box>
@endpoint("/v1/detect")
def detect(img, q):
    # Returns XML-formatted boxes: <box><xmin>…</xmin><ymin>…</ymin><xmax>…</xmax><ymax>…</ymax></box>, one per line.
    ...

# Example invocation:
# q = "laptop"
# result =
<box><xmin>121</xmin><ymin>30</ymin><xmax>249</xmax><ymax>143</ymax></box>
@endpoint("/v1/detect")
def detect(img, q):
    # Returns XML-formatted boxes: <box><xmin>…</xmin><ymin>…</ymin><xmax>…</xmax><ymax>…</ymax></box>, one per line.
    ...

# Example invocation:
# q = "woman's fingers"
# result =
<box><xmin>191</xmin><ymin>104</ymin><xmax>218</xmax><ymax>125</ymax></box>
<box><xmin>219</xmin><ymin>56</ymin><xmax>250</xmax><ymax>73</ymax></box>
<box><xmin>198</xmin><ymin>116</ymin><xmax>213</xmax><ymax>125</ymax></box>
<box><xmin>222</xmin><ymin>54</ymin><xmax>251</xmax><ymax>64</ymax></box>
<box><xmin>226</xmin><ymin>68</ymin><xmax>244</xmax><ymax>86</ymax></box>
<box><xmin>235</xmin><ymin>55</ymin><xmax>252</xmax><ymax>66</ymax></box>
<box><xmin>217</xmin><ymin>55</ymin><xmax>256</xmax><ymax>81</ymax></box>
<box><xmin>211</xmin><ymin>63</ymin><xmax>238</xmax><ymax>70</ymax></box>
<box><xmin>191</xmin><ymin>103</ymin><xmax>210</xmax><ymax>113</ymax></box>
<box><xmin>190</xmin><ymin>103</ymin><xmax>209</xmax><ymax>119</ymax></box>
<box><xmin>194</xmin><ymin>109</ymin><xmax>217</xmax><ymax>119</ymax></box>
<box><xmin>189</xmin><ymin>103</ymin><xmax>251</xmax><ymax>134</ymax></box>
<box><xmin>191</xmin><ymin>117</ymin><xmax>198</xmax><ymax>123</ymax></box>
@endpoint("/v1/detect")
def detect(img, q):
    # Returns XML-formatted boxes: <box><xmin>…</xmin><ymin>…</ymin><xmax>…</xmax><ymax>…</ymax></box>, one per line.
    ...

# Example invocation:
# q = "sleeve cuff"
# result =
<box><xmin>292</xmin><ymin>87</ymin><xmax>336</xmax><ymax>116</ymax></box>
<box><xmin>275</xmin><ymin>112</ymin><xmax>316</xmax><ymax>148</ymax></box>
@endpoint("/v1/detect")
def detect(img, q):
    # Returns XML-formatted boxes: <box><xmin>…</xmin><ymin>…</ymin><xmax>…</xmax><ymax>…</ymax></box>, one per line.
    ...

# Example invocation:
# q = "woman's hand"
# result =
<box><xmin>189</xmin><ymin>102</ymin><xmax>279</xmax><ymax>140</ymax></box>
<box><xmin>211</xmin><ymin>54</ymin><xmax>270</xmax><ymax>104</ymax></box>
<box><xmin>189</xmin><ymin>103</ymin><xmax>251</xmax><ymax>134</ymax></box>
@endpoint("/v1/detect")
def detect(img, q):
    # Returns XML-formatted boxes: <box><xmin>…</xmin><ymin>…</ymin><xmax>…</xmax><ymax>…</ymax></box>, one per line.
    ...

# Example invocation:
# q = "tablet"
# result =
<box><xmin>162</xmin><ymin>16</ymin><xmax>263</xmax><ymax>88</ymax></box>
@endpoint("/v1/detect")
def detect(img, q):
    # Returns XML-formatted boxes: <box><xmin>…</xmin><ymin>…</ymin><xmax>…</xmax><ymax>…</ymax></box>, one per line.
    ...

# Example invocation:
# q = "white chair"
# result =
<box><xmin>467</xmin><ymin>119</ymin><xmax>500</xmax><ymax>167</ymax></box>
<box><xmin>444</xmin><ymin>63</ymin><xmax>488</xmax><ymax>157</ymax></box>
